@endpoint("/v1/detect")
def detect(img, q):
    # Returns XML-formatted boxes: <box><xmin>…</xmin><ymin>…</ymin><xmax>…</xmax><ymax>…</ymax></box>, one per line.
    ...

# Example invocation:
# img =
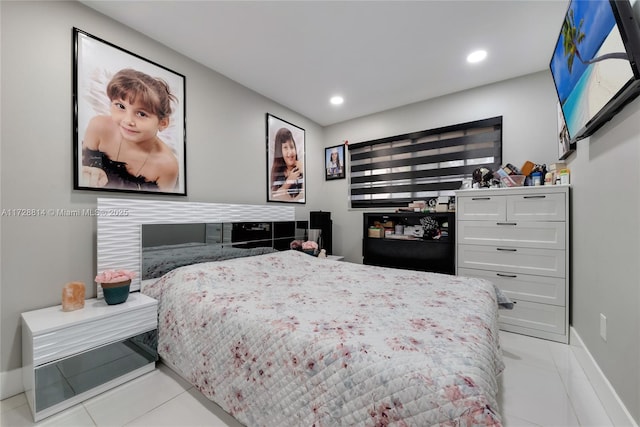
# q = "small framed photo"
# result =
<box><xmin>325</xmin><ymin>144</ymin><xmax>346</xmax><ymax>180</ymax></box>
<box><xmin>73</xmin><ymin>28</ymin><xmax>187</xmax><ymax>195</ymax></box>
<box><xmin>266</xmin><ymin>113</ymin><xmax>305</xmax><ymax>203</ymax></box>
<box><xmin>557</xmin><ymin>102</ymin><xmax>575</xmax><ymax>160</ymax></box>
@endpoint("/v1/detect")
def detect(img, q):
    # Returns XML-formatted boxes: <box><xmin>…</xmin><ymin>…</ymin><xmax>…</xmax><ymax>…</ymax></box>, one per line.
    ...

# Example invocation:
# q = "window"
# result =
<box><xmin>349</xmin><ymin>117</ymin><xmax>502</xmax><ymax>208</ymax></box>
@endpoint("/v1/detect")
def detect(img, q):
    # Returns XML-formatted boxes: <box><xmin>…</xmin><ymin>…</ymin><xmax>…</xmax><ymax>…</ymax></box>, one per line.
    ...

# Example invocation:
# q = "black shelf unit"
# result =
<box><xmin>363</xmin><ymin>211</ymin><xmax>455</xmax><ymax>274</ymax></box>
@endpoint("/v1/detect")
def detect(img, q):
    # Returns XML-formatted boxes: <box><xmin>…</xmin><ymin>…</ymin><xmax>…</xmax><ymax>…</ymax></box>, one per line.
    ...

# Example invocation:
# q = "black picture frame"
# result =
<box><xmin>73</xmin><ymin>28</ymin><xmax>187</xmax><ymax>195</ymax></box>
<box><xmin>557</xmin><ymin>102</ymin><xmax>575</xmax><ymax>160</ymax></box>
<box><xmin>266</xmin><ymin>113</ymin><xmax>306</xmax><ymax>204</ymax></box>
<box><xmin>325</xmin><ymin>144</ymin><xmax>346</xmax><ymax>180</ymax></box>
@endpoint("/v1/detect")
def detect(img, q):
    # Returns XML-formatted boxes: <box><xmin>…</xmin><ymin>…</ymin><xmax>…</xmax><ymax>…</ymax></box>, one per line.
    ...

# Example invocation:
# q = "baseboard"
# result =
<box><xmin>570</xmin><ymin>327</ymin><xmax>638</xmax><ymax>427</ymax></box>
<box><xmin>1</xmin><ymin>367</ymin><xmax>24</xmax><ymax>400</ymax></box>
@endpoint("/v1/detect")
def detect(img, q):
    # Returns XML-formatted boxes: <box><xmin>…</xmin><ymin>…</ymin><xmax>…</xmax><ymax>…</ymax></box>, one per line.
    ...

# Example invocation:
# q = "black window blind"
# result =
<box><xmin>349</xmin><ymin>117</ymin><xmax>502</xmax><ymax>208</ymax></box>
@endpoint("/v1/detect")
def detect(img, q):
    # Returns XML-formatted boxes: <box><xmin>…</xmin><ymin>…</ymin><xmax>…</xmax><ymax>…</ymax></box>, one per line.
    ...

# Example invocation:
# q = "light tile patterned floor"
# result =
<box><xmin>1</xmin><ymin>332</ymin><xmax>614</xmax><ymax>426</ymax></box>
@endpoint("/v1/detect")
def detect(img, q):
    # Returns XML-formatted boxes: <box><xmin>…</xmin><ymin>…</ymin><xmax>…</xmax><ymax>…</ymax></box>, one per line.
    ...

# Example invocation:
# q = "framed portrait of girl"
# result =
<box><xmin>266</xmin><ymin>113</ymin><xmax>305</xmax><ymax>204</ymax></box>
<box><xmin>73</xmin><ymin>28</ymin><xmax>187</xmax><ymax>195</ymax></box>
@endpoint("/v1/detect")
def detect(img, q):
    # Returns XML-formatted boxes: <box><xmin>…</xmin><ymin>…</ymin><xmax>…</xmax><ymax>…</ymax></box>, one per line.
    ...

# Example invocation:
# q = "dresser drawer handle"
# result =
<box><xmin>496</xmin><ymin>222</ymin><xmax>517</xmax><ymax>226</ymax></box>
<box><xmin>496</xmin><ymin>273</ymin><xmax>517</xmax><ymax>278</ymax></box>
<box><xmin>523</xmin><ymin>195</ymin><xmax>546</xmax><ymax>199</ymax></box>
<box><xmin>496</xmin><ymin>248</ymin><xmax>517</xmax><ymax>252</ymax></box>
<box><xmin>471</xmin><ymin>197</ymin><xmax>491</xmax><ymax>200</ymax></box>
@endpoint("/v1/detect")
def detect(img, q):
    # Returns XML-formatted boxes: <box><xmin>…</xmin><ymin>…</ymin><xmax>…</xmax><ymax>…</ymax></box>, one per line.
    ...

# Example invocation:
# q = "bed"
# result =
<box><xmin>142</xmin><ymin>250</ymin><xmax>504</xmax><ymax>426</ymax></box>
<box><xmin>96</xmin><ymin>198</ymin><xmax>505</xmax><ymax>426</ymax></box>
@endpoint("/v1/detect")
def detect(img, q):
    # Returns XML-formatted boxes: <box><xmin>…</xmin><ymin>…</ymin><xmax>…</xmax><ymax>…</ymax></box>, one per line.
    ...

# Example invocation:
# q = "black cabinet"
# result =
<box><xmin>363</xmin><ymin>212</ymin><xmax>455</xmax><ymax>274</ymax></box>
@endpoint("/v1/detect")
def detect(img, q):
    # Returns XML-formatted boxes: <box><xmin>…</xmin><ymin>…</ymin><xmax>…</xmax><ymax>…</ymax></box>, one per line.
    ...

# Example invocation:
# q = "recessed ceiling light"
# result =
<box><xmin>467</xmin><ymin>50</ymin><xmax>487</xmax><ymax>63</ymax></box>
<box><xmin>330</xmin><ymin>95</ymin><xmax>344</xmax><ymax>105</ymax></box>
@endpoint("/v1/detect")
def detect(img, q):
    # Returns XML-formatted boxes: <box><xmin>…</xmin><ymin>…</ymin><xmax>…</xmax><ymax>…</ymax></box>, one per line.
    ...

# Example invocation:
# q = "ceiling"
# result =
<box><xmin>80</xmin><ymin>0</ymin><xmax>569</xmax><ymax>126</ymax></box>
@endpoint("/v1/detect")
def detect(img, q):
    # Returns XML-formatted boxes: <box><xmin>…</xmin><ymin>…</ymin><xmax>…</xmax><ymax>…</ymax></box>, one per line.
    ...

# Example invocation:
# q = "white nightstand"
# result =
<box><xmin>21</xmin><ymin>292</ymin><xmax>158</xmax><ymax>421</ymax></box>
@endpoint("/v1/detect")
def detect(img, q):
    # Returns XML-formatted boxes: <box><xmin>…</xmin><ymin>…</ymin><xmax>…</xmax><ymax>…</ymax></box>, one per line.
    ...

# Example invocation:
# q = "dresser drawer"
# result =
<box><xmin>456</xmin><ymin>221</ymin><xmax>565</xmax><ymax>249</ymax></box>
<box><xmin>456</xmin><ymin>195</ymin><xmax>506</xmax><ymax>221</ymax></box>
<box><xmin>506</xmin><ymin>193</ymin><xmax>565</xmax><ymax>221</ymax></box>
<box><xmin>458</xmin><ymin>268</ymin><xmax>565</xmax><ymax>306</ymax></box>
<box><xmin>499</xmin><ymin>299</ymin><xmax>565</xmax><ymax>335</ymax></box>
<box><xmin>457</xmin><ymin>244</ymin><xmax>565</xmax><ymax>277</ymax></box>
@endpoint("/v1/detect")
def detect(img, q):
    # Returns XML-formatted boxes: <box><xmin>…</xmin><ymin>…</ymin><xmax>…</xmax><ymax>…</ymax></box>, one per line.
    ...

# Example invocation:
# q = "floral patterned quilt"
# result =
<box><xmin>144</xmin><ymin>250</ymin><xmax>504</xmax><ymax>426</ymax></box>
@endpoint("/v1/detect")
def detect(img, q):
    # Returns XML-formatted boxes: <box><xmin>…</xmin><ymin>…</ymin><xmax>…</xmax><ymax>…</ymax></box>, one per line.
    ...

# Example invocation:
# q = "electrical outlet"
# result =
<box><xmin>600</xmin><ymin>313</ymin><xmax>607</xmax><ymax>341</ymax></box>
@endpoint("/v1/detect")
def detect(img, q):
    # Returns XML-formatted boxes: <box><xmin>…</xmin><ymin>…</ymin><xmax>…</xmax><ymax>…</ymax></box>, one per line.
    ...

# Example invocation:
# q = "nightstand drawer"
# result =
<box><xmin>32</xmin><ymin>304</ymin><xmax>157</xmax><ymax>366</ymax></box>
<box><xmin>457</xmin><ymin>244</ymin><xmax>565</xmax><ymax>277</ymax></box>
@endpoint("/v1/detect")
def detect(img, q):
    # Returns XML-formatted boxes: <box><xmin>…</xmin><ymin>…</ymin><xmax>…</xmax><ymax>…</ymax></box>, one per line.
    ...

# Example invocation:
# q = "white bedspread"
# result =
<box><xmin>144</xmin><ymin>250</ymin><xmax>504</xmax><ymax>426</ymax></box>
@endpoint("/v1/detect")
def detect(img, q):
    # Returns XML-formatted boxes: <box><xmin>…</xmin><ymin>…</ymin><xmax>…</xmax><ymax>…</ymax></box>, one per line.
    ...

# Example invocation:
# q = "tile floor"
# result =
<box><xmin>1</xmin><ymin>331</ymin><xmax>615</xmax><ymax>427</ymax></box>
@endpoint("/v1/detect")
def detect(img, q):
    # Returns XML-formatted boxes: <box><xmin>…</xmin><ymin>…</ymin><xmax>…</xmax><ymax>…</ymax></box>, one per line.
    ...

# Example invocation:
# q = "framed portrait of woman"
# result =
<box><xmin>325</xmin><ymin>144</ymin><xmax>346</xmax><ymax>180</ymax></box>
<box><xmin>73</xmin><ymin>28</ymin><xmax>187</xmax><ymax>196</ymax></box>
<box><xmin>266</xmin><ymin>113</ymin><xmax>306</xmax><ymax>204</ymax></box>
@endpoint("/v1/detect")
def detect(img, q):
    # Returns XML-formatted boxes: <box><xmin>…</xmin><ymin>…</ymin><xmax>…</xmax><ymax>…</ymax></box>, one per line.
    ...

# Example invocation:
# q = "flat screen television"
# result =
<box><xmin>550</xmin><ymin>0</ymin><xmax>640</xmax><ymax>142</ymax></box>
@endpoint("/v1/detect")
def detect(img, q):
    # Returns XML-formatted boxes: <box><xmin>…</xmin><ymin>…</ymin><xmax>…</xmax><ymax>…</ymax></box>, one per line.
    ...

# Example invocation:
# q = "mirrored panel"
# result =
<box><xmin>141</xmin><ymin>221</ymin><xmax>306</xmax><ymax>280</ymax></box>
<box><xmin>34</xmin><ymin>330</ymin><xmax>157</xmax><ymax>412</ymax></box>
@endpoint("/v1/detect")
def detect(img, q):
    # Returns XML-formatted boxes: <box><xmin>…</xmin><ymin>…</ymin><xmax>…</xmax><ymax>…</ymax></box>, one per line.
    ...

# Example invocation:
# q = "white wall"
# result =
<box><xmin>0</xmin><ymin>0</ymin><xmax>322</xmax><ymax>396</ymax></box>
<box><xmin>569</xmin><ymin>99</ymin><xmax>640</xmax><ymax>422</ymax></box>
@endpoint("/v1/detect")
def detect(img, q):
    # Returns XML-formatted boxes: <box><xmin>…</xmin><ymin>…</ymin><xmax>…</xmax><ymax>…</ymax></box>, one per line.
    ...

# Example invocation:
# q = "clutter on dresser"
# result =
<box><xmin>469</xmin><ymin>160</ymin><xmax>570</xmax><ymax>189</ymax></box>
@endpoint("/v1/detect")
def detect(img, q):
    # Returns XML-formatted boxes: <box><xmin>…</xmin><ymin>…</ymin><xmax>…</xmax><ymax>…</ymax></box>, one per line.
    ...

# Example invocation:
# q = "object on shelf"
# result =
<box><xmin>301</xmin><ymin>240</ymin><xmax>319</xmax><ymax>256</ymax></box>
<box><xmin>386</xmin><ymin>234</ymin><xmax>418</xmax><ymax>240</ymax></box>
<box><xmin>101</xmin><ymin>280</ymin><xmax>131</xmax><ymax>305</ymax></box>
<box><xmin>520</xmin><ymin>161</ymin><xmax>535</xmax><ymax>176</ymax></box>
<box><xmin>420</xmin><ymin>216</ymin><xmax>441</xmax><ymax>240</ymax></box>
<box><xmin>62</xmin><ymin>282</ymin><xmax>85</xmax><ymax>312</ymax></box>
<box><xmin>545</xmin><ymin>172</ymin><xmax>554</xmax><ymax>185</ymax></box>
<box><xmin>559</xmin><ymin>168</ymin><xmax>570</xmax><ymax>185</ymax></box>
<box><xmin>548</xmin><ymin>162</ymin><xmax>566</xmax><ymax>172</ymax></box>
<box><xmin>435</xmin><ymin>196</ymin><xmax>449</xmax><ymax>213</ymax></box>
<box><xmin>500</xmin><ymin>174</ymin><xmax>526</xmax><ymax>187</ymax></box>
<box><xmin>368</xmin><ymin>227</ymin><xmax>384</xmax><ymax>238</ymax></box>
<box><xmin>532</xmin><ymin>172</ymin><xmax>543</xmax><ymax>186</ymax></box>
<box><xmin>408</xmin><ymin>200</ymin><xmax>426</xmax><ymax>211</ymax></box>
<box><xmin>96</xmin><ymin>269</ymin><xmax>136</xmax><ymax>305</ymax></box>
<box><xmin>501</xmin><ymin>163</ymin><xmax>521</xmax><ymax>175</ymax></box>
<box><xmin>290</xmin><ymin>240</ymin><xmax>319</xmax><ymax>255</ymax></box>
<box><xmin>402</xmin><ymin>225</ymin><xmax>424</xmax><ymax>238</ymax></box>
<box><xmin>472</xmin><ymin>167</ymin><xmax>495</xmax><ymax>188</ymax></box>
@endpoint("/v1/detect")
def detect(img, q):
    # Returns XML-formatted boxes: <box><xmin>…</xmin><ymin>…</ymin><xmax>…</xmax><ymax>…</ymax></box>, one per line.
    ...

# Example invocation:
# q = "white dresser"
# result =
<box><xmin>455</xmin><ymin>186</ymin><xmax>570</xmax><ymax>343</ymax></box>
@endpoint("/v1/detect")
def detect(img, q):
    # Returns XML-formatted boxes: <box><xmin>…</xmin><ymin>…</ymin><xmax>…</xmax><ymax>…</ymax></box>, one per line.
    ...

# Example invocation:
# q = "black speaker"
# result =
<box><xmin>310</xmin><ymin>211</ymin><xmax>330</xmax><ymax>228</ymax></box>
<box><xmin>309</xmin><ymin>211</ymin><xmax>332</xmax><ymax>254</ymax></box>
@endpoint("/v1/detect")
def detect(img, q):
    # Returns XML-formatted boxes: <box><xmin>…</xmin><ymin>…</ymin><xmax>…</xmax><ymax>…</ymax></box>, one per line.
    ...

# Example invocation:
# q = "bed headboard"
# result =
<box><xmin>96</xmin><ymin>198</ymin><xmax>295</xmax><ymax>296</ymax></box>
